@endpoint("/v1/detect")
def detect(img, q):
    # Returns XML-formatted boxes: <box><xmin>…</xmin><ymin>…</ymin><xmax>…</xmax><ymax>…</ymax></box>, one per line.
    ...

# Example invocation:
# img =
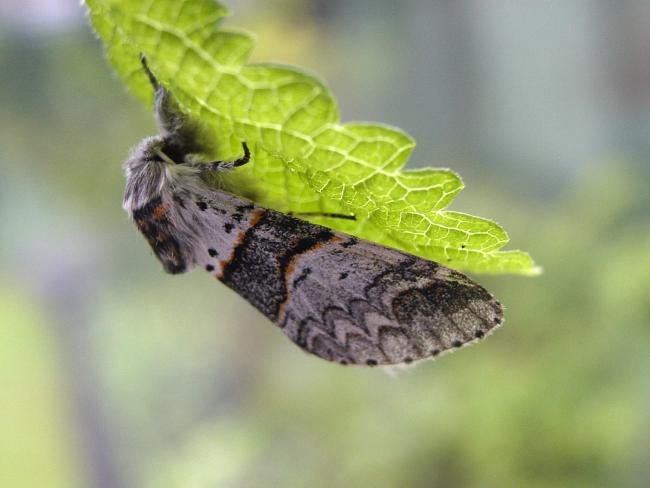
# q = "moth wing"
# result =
<box><xmin>279</xmin><ymin>236</ymin><xmax>503</xmax><ymax>365</ymax></box>
<box><xmin>210</xmin><ymin>205</ymin><xmax>503</xmax><ymax>366</ymax></box>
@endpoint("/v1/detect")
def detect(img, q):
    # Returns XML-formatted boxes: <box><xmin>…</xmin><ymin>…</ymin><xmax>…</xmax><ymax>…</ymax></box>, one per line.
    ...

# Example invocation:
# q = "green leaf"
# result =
<box><xmin>85</xmin><ymin>0</ymin><xmax>539</xmax><ymax>275</ymax></box>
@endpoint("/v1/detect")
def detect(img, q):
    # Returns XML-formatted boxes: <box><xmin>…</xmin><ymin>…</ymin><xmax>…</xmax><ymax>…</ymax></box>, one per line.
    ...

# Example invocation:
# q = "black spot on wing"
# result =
<box><xmin>292</xmin><ymin>267</ymin><xmax>312</xmax><ymax>288</ymax></box>
<box><xmin>236</xmin><ymin>203</ymin><xmax>255</xmax><ymax>213</ymax></box>
<box><xmin>340</xmin><ymin>237</ymin><xmax>358</xmax><ymax>248</ymax></box>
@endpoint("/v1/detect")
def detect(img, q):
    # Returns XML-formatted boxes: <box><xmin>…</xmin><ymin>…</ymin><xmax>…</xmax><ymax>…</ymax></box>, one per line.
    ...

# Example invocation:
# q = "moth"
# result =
<box><xmin>123</xmin><ymin>56</ymin><xmax>503</xmax><ymax>366</ymax></box>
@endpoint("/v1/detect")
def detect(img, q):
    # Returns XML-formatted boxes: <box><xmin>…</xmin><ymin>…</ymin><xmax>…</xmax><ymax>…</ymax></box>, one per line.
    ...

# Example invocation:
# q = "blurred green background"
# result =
<box><xmin>1</xmin><ymin>1</ymin><xmax>648</xmax><ymax>487</ymax></box>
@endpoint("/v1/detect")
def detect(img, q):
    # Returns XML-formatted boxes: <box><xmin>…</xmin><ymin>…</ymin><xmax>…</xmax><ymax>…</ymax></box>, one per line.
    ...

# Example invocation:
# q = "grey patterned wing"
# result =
<box><xmin>216</xmin><ymin>207</ymin><xmax>503</xmax><ymax>366</ymax></box>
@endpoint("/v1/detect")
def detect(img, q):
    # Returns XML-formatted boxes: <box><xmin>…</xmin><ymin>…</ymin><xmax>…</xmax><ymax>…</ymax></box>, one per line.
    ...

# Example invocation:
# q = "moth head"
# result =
<box><xmin>124</xmin><ymin>135</ymin><xmax>176</xmax><ymax>171</ymax></box>
<box><xmin>122</xmin><ymin>135</ymin><xmax>177</xmax><ymax>211</ymax></box>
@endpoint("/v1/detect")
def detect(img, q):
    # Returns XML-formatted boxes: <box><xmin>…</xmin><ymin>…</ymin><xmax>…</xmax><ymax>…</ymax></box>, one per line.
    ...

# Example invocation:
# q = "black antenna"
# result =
<box><xmin>139</xmin><ymin>53</ymin><xmax>159</xmax><ymax>89</ymax></box>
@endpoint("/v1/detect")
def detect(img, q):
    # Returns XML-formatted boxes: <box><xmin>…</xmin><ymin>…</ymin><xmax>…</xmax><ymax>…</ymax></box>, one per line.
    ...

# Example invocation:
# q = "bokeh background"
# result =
<box><xmin>1</xmin><ymin>1</ymin><xmax>648</xmax><ymax>487</ymax></box>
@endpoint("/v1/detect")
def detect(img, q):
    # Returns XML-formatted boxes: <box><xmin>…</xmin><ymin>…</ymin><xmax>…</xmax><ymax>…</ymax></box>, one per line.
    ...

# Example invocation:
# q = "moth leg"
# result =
<box><xmin>202</xmin><ymin>142</ymin><xmax>251</xmax><ymax>172</ymax></box>
<box><xmin>288</xmin><ymin>211</ymin><xmax>357</xmax><ymax>221</ymax></box>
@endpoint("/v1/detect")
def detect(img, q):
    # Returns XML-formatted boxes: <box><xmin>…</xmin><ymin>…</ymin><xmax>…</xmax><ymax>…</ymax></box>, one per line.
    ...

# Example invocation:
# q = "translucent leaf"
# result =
<box><xmin>85</xmin><ymin>0</ymin><xmax>539</xmax><ymax>275</ymax></box>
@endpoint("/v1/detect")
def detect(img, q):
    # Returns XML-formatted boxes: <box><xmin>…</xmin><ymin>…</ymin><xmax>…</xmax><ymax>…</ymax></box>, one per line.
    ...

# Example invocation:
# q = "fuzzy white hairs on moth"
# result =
<box><xmin>123</xmin><ymin>55</ymin><xmax>503</xmax><ymax>366</ymax></box>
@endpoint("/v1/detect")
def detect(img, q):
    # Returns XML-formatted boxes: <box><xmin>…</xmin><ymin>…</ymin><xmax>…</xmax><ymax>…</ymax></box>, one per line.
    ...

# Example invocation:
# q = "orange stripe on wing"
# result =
<box><xmin>276</xmin><ymin>233</ymin><xmax>342</xmax><ymax>321</ymax></box>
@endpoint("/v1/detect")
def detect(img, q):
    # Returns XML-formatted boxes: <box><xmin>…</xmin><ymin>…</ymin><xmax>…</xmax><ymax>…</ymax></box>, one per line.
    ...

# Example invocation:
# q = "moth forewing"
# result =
<box><xmin>123</xmin><ymin>56</ymin><xmax>504</xmax><ymax>366</ymax></box>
